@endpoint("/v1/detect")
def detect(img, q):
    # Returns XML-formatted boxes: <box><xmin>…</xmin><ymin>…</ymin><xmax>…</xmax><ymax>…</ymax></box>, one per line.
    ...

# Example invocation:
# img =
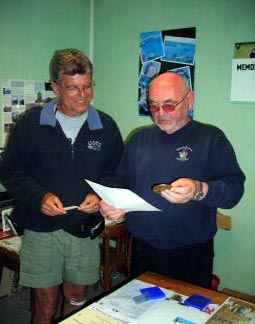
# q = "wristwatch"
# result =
<box><xmin>193</xmin><ymin>181</ymin><xmax>204</xmax><ymax>201</ymax></box>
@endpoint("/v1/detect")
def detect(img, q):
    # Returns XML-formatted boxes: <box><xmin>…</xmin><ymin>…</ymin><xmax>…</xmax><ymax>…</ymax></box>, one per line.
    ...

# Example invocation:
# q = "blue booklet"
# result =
<box><xmin>184</xmin><ymin>293</ymin><xmax>211</xmax><ymax>310</ymax></box>
<box><xmin>140</xmin><ymin>286</ymin><xmax>166</xmax><ymax>300</ymax></box>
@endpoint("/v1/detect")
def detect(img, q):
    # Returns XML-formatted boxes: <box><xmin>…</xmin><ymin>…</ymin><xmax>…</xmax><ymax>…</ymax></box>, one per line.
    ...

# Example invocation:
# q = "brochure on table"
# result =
<box><xmin>60</xmin><ymin>279</ymin><xmax>221</xmax><ymax>324</ymax></box>
<box><xmin>207</xmin><ymin>297</ymin><xmax>255</xmax><ymax>324</ymax></box>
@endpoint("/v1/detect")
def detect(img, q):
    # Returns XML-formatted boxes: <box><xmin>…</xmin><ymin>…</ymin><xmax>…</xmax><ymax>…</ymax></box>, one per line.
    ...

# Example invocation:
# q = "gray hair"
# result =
<box><xmin>50</xmin><ymin>48</ymin><xmax>93</xmax><ymax>84</ymax></box>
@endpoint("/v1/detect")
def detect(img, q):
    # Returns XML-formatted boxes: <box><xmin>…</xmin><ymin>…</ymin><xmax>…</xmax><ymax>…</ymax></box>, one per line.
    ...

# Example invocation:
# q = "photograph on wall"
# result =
<box><xmin>140</xmin><ymin>31</ymin><xmax>165</xmax><ymax>63</ymax></box>
<box><xmin>234</xmin><ymin>42</ymin><xmax>255</xmax><ymax>59</ymax></box>
<box><xmin>138</xmin><ymin>27</ymin><xmax>196</xmax><ymax>116</ymax></box>
<box><xmin>2</xmin><ymin>79</ymin><xmax>55</xmax><ymax>145</ymax></box>
<box><xmin>162</xmin><ymin>36</ymin><xmax>196</xmax><ymax>65</ymax></box>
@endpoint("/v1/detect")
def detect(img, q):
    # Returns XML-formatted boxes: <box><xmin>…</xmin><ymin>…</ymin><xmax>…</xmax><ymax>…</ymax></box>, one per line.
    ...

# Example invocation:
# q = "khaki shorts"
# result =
<box><xmin>19</xmin><ymin>229</ymin><xmax>100</xmax><ymax>288</ymax></box>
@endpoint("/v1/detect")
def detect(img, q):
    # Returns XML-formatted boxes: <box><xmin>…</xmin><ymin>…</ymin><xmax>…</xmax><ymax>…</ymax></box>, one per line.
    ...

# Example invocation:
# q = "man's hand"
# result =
<box><xmin>99</xmin><ymin>200</ymin><xmax>126</xmax><ymax>223</ymax></box>
<box><xmin>79</xmin><ymin>193</ymin><xmax>100</xmax><ymax>214</ymax></box>
<box><xmin>41</xmin><ymin>192</ymin><xmax>67</xmax><ymax>216</ymax></box>
<box><xmin>161</xmin><ymin>178</ymin><xmax>208</xmax><ymax>203</ymax></box>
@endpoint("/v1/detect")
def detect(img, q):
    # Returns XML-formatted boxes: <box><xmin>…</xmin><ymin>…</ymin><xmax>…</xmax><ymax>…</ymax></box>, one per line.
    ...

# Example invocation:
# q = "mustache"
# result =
<box><xmin>157</xmin><ymin>116</ymin><xmax>172</xmax><ymax>122</ymax></box>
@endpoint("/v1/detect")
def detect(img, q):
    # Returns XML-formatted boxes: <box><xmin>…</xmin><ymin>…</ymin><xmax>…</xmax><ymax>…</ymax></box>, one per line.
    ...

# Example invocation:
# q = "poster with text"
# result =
<box><xmin>230</xmin><ymin>59</ymin><xmax>255</xmax><ymax>102</ymax></box>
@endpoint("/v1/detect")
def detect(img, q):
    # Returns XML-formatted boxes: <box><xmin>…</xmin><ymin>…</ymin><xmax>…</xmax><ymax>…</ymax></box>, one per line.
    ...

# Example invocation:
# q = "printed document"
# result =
<box><xmin>85</xmin><ymin>179</ymin><xmax>161</xmax><ymax>212</ymax></box>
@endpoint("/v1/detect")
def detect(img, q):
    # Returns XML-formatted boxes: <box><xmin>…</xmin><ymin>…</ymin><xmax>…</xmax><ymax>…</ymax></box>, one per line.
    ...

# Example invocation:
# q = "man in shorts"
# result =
<box><xmin>0</xmin><ymin>48</ymin><xmax>123</xmax><ymax>323</ymax></box>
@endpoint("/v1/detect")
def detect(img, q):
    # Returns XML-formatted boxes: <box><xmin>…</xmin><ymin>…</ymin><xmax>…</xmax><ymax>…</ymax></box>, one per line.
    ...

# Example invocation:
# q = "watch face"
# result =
<box><xmin>193</xmin><ymin>181</ymin><xmax>204</xmax><ymax>201</ymax></box>
<box><xmin>194</xmin><ymin>191</ymin><xmax>204</xmax><ymax>201</ymax></box>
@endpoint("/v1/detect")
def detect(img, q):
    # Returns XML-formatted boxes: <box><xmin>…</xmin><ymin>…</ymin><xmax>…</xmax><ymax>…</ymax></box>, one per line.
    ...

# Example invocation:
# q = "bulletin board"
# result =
<box><xmin>138</xmin><ymin>27</ymin><xmax>196</xmax><ymax>116</ymax></box>
<box><xmin>2</xmin><ymin>79</ymin><xmax>55</xmax><ymax>145</ymax></box>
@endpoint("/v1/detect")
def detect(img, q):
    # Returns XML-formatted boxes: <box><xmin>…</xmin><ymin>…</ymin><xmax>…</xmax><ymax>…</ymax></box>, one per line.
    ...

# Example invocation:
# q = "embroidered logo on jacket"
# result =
<box><xmin>176</xmin><ymin>146</ymin><xmax>192</xmax><ymax>161</ymax></box>
<box><xmin>88</xmin><ymin>140</ymin><xmax>102</xmax><ymax>151</ymax></box>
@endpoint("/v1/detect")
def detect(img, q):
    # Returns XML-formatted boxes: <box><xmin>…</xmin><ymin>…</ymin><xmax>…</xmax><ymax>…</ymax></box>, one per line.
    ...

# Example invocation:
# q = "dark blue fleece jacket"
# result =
<box><xmin>0</xmin><ymin>99</ymin><xmax>124</xmax><ymax>231</ymax></box>
<box><xmin>116</xmin><ymin>120</ymin><xmax>245</xmax><ymax>249</ymax></box>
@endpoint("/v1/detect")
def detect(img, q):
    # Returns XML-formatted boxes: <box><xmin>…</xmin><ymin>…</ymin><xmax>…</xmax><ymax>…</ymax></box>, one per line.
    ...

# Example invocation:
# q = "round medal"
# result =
<box><xmin>152</xmin><ymin>183</ymin><xmax>172</xmax><ymax>194</ymax></box>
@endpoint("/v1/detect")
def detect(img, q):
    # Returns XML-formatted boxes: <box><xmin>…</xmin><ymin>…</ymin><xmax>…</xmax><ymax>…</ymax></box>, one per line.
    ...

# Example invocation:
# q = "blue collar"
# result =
<box><xmin>40</xmin><ymin>98</ymin><xmax>103</xmax><ymax>130</ymax></box>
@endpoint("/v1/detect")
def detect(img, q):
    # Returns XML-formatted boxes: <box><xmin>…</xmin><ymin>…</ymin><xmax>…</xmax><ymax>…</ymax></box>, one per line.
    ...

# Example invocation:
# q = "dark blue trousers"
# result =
<box><xmin>131</xmin><ymin>238</ymin><xmax>214</xmax><ymax>289</ymax></box>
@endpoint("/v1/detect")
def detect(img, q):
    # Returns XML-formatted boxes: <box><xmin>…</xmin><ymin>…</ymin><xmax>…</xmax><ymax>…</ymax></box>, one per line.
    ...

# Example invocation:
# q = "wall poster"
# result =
<box><xmin>138</xmin><ymin>27</ymin><xmax>196</xmax><ymax>116</ymax></box>
<box><xmin>2</xmin><ymin>79</ymin><xmax>55</xmax><ymax>145</ymax></box>
<box><xmin>230</xmin><ymin>42</ymin><xmax>255</xmax><ymax>102</ymax></box>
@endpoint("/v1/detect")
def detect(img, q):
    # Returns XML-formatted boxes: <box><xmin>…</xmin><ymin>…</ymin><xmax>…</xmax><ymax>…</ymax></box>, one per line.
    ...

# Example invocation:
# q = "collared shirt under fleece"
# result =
<box><xmin>0</xmin><ymin>98</ymin><xmax>124</xmax><ymax>232</ymax></box>
<box><xmin>115</xmin><ymin>120</ymin><xmax>245</xmax><ymax>250</ymax></box>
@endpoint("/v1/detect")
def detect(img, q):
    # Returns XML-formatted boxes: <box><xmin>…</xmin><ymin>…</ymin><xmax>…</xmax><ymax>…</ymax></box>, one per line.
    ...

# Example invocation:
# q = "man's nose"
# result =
<box><xmin>158</xmin><ymin>105</ymin><xmax>166</xmax><ymax>115</ymax></box>
<box><xmin>77</xmin><ymin>87</ymin><xmax>86</xmax><ymax>96</ymax></box>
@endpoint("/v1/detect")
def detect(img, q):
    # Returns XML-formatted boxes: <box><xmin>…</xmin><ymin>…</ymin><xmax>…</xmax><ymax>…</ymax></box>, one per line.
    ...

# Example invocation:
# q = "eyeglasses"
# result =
<box><xmin>60</xmin><ymin>81</ymin><xmax>95</xmax><ymax>95</ymax></box>
<box><xmin>148</xmin><ymin>91</ymin><xmax>190</xmax><ymax>113</ymax></box>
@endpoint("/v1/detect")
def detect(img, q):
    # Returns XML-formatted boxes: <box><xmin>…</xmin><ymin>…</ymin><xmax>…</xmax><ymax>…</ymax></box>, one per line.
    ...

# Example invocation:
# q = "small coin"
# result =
<box><xmin>152</xmin><ymin>183</ymin><xmax>172</xmax><ymax>194</ymax></box>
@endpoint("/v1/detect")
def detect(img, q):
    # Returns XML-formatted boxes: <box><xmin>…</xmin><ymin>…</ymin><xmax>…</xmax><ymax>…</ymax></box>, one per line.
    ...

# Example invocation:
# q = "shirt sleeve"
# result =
<box><xmin>0</xmin><ymin>117</ymin><xmax>48</xmax><ymax>211</ymax></box>
<box><xmin>201</xmin><ymin>130</ymin><xmax>245</xmax><ymax>208</ymax></box>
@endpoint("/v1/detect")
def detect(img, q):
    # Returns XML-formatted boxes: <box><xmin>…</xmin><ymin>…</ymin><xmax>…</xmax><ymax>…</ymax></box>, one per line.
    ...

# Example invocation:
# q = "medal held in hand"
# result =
<box><xmin>152</xmin><ymin>183</ymin><xmax>172</xmax><ymax>194</ymax></box>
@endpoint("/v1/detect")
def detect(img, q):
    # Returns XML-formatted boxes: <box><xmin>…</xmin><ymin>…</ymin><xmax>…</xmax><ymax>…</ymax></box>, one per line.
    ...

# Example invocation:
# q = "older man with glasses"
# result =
<box><xmin>99</xmin><ymin>72</ymin><xmax>245</xmax><ymax>290</ymax></box>
<box><xmin>0</xmin><ymin>48</ymin><xmax>123</xmax><ymax>324</ymax></box>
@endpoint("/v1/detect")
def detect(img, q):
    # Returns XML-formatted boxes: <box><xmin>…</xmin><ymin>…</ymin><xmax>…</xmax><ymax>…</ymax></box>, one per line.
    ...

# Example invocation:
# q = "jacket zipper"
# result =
<box><xmin>55</xmin><ymin>122</ymin><xmax>75</xmax><ymax>160</ymax></box>
<box><xmin>69</xmin><ymin>138</ymin><xmax>75</xmax><ymax>159</ymax></box>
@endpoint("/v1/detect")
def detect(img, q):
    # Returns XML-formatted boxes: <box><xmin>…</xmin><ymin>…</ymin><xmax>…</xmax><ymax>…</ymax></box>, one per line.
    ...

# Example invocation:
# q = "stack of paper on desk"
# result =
<box><xmin>60</xmin><ymin>279</ymin><xmax>220</xmax><ymax>324</ymax></box>
<box><xmin>85</xmin><ymin>179</ymin><xmax>161</xmax><ymax>212</ymax></box>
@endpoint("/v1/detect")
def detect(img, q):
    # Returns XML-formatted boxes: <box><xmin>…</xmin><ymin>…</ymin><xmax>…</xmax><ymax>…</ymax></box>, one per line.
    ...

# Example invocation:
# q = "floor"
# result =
<box><xmin>0</xmin><ymin>273</ymin><xmax>125</xmax><ymax>324</ymax></box>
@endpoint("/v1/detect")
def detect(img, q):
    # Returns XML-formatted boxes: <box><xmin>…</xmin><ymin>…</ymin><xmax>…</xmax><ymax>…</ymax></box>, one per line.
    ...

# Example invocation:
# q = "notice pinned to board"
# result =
<box><xmin>230</xmin><ymin>58</ymin><xmax>255</xmax><ymax>102</ymax></box>
<box><xmin>230</xmin><ymin>42</ymin><xmax>255</xmax><ymax>102</ymax></box>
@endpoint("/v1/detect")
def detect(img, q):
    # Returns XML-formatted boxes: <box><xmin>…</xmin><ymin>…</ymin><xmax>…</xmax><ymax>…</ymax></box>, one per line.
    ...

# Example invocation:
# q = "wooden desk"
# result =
<box><xmin>58</xmin><ymin>272</ymin><xmax>229</xmax><ymax>323</ymax></box>
<box><xmin>139</xmin><ymin>272</ymin><xmax>228</xmax><ymax>305</ymax></box>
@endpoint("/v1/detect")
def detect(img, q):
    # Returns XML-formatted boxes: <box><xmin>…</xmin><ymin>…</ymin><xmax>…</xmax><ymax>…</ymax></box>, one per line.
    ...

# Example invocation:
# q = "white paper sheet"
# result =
<box><xmin>85</xmin><ymin>179</ymin><xmax>161</xmax><ymax>212</ymax></box>
<box><xmin>60</xmin><ymin>307</ymin><xmax>123</xmax><ymax>324</ymax></box>
<box><xmin>91</xmin><ymin>279</ymin><xmax>174</xmax><ymax>323</ymax></box>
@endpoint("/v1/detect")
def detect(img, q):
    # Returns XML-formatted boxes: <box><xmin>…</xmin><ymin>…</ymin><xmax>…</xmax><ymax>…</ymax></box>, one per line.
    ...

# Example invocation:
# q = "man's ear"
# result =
<box><xmin>187</xmin><ymin>91</ymin><xmax>195</xmax><ymax>110</ymax></box>
<box><xmin>51</xmin><ymin>81</ymin><xmax>59</xmax><ymax>97</ymax></box>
